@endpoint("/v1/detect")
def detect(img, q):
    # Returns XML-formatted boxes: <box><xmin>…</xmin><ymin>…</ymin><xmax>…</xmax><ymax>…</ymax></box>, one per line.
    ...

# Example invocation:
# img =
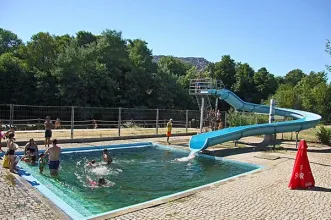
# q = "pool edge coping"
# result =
<box><xmin>12</xmin><ymin>141</ymin><xmax>153</xmax><ymax>220</ymax></box>
<box><xmin>11</xmin><ymin>141</ymin><xmax>265</xmax><ymax>220</ymax></box>
<box><xmin>86</xmin><ymin>144</ymin><xmax>263</xmax><ymax>220</ymax></box>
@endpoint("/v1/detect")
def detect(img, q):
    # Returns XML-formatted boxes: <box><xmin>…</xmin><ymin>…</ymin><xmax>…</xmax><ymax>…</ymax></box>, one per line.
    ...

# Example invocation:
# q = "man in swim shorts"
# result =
<box><xmin>43</xmin><ymin>139</ymin><xmax>61</xmax><ymax>176</ymax></box>
<box><xmin>44</xmin><ymin>116</ymin><xmax>53</xmax><ymax>148</ymax></box>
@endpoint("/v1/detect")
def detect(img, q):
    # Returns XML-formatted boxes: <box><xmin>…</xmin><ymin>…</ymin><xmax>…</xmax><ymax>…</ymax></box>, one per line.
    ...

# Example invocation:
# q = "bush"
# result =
<box><xmin>226</xmin><ymin>108</ymin><xmax>268</xmax><ymax>127</ymax></box>
<box><xmin>315</xmin><ymin>126</ymin><xmax>331</xmax><ymax>145</ymax></box>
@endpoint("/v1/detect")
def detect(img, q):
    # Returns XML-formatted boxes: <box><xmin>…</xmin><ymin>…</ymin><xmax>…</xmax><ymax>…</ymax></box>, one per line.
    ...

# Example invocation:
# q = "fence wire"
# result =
<box><xmin>1</xmin><ymin>104</ymin><xmax>298</xmax><ymax>143</ymax></box>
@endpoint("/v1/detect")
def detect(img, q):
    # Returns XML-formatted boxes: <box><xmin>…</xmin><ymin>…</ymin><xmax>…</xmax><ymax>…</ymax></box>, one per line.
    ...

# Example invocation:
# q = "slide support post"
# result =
<box><xmin>264</xmin><ymin>98</ymin><xmax>276</xmax><ymax>144</ymax></box>
<box><xmin>200</xmin><ymin>97</ymin><xmax>205</xmax><ymax>133</ymax></box>
<box><xmin>295</xmin><ymin>132</ymin><xmax>299</xmax><ymax>148</ymax></box>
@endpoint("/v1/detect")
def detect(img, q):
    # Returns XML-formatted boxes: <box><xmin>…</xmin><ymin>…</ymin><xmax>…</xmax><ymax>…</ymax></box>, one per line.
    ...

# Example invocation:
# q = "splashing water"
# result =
<box><xmin>175</xmin><ymin>152</ymin><xmax>196</xmax><ymax>162</ymax></box>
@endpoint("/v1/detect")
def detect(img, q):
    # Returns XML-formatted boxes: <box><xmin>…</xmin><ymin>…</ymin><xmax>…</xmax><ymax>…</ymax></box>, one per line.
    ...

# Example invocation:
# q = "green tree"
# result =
<box><xmin>275</xmin><ymin>76</ymin><xmax>285</xmax><ymax>85</ymax></box>
<box><xmin>233</xmin><ymin>63</ymin><xmax>256</xmax><ymax>102</ymax></box>
<box><xmin>157</xmin><ymin>56</ymin><xmax>191</xmax><ymax>76</ymax></box>
<box><xmin>284</xmin><ymin>69</ymin><xmax>305</xmax><ymax>86</ymax></box>
<box><xmin>76</xmin><ymin>31</ymin><xmax>97</xmax><ymax>47</ymax></box>
<box><xmin>213</xmin><ymin>55</ymin><xmax>236</xmax><ymax>89</ymax></box>
<box><xmin>25</xmin><ymin>32</ymin><xmax>59</xmax><ymax>71</ymax></box>
<box><xmin>0</xmin><ymin>28</ymin><xmax>23</xmax><ymax>55</ymax></box>
<box><xmin>54</xmin><ymin>40</ymin><xmax>116</xmax><ymax>106</ymax></box>
<box><xmin>295</xmin><ymin>71</ymin><xmax>328</xmax><ymax>113</ymax></box>
<box><xmin>253</xmin><ymin>67</ymin><xmax>278</xmax><ymax>102</ymax></box>
<box><xmin>96</xmin><ymin>30</ymin><xmax>131</xmax><ymax>106</ymax></box>
<box><xmin>126</xmin><ymin>39</ymin><xmax>158</xmax><ymax>107</ymax></box>
<box><xmin>273</xmin><ymin>84</ymin><xmax>301</xmax><ymax>109</ymax></box>
<box><xmin>326</xmin><ymin>40</ymin><xmax>330</xmax><ymax>72</ymax></box>
<box><xmin>54</xmin><ymin>34</ymin><xmax>73</xmax><ymax>52</ymax></box>
<box><xmin>0</xmin><ymin>53</ymin><xmax>36</xmax><ymax>104</ymax></box>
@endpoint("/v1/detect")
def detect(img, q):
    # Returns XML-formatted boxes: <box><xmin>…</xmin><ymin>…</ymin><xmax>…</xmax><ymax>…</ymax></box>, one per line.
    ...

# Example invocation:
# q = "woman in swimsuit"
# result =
<box><xmin>24</xmin><ymin>139</ymin><xmax>39</xmax><ymax>164</ymax></box>
<box><xmin>7</xmin><ymin>133</ymin><xmax>18</xmax><ymax>172</ymax></box>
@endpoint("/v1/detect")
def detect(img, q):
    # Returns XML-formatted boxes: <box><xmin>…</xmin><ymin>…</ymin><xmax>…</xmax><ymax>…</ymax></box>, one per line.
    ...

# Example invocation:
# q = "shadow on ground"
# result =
<box><xmin>295</xmin><ymin>186</ymin><xmax>331</xmax><ymax>193</ymax></box>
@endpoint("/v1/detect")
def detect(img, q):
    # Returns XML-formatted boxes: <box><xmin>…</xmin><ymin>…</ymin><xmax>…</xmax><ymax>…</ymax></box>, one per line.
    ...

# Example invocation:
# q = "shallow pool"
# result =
<box><xmin>19</xmin><ymin>144</ymin><xmax>260</xmax><ymax>218</ymax></box>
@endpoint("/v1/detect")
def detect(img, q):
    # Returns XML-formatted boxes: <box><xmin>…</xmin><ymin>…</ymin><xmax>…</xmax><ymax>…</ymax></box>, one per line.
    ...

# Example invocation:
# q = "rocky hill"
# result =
<box><xmin>153</xmin><ymin>55</ymin><xmax>210</xmax><ymax>71</ymax></box>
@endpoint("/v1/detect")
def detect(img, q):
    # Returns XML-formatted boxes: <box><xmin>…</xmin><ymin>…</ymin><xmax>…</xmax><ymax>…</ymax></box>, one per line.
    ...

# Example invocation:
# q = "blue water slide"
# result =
<box><xmin>189</xmin><ymin>89</ymin><xmax>322</xmax><ymax>152</ymax></box>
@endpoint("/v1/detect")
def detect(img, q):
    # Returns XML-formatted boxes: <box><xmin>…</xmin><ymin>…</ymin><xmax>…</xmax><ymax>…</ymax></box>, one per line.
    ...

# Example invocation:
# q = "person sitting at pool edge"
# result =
<box><xmin>44</xmin><ymin>139</ymin><xmax>61</xmax><ymax>176</ymax></box>
<box><xmin>21</xmin><ymin>149</ymin><xmax>33</xmax><ymax>164</ymax></box>
<box><xmin>102</xmin><ymin>149</ymin><xmax>112</xmax><ymax>164</ymax></box>
<box><xmin>24</xmin><ymin>138</ymin><xmax>39</xmax><ymax>164</ymax></box>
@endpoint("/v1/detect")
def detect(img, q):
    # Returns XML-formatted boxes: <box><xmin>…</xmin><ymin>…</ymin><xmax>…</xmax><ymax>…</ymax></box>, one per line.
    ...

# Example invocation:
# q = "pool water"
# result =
<box><xmin>19</xmin><ymin>145</ymin><xmax>259</xmax><ymax>217</ymax></box>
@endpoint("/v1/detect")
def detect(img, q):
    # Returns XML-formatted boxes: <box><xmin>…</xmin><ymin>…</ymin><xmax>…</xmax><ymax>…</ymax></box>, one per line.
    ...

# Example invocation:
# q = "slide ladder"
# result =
<box><xmin>195</xmin><ymin>95</ymin><xmax>215</xmax><ymax>129</ymax></box>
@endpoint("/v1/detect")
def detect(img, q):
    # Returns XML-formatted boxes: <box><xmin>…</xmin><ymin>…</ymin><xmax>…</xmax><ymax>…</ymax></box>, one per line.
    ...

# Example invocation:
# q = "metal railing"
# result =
<box><xmin>189</xmin><ymin>78</ymin><xmax>225</xmax><ymax>95</ymax></box>
<box><xmin>0</xmin><ymin>104</ymin><xmax>214</xmax><ymax>141</ymax></box>
<box><xmin>1</xmin><ymin>104</ymin><xmax>296</xmax><ymax>142</ymax></box>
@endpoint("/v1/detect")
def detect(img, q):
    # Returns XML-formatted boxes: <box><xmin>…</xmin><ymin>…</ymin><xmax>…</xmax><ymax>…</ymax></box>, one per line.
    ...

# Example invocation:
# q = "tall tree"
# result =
<box><xmin>76</xmin><ymin>31</ymin><xmax>97</xmax><ymax>47</ymax></box>
<box><xmin>233</xmin><ymin>63</ymin><xmax>256</xmax><ymax>102</ymax></box>
<box><xmin>126</xmin><ymin>39</ymin><xmax>157</xmax><ymax>107</ymax></box>
<box><xmin>96</xmin><ymin>30</ymin><xmax>131</xmax><ymax>106</ymax></box>
<box><xmin>0</xmin><ymin>53</ymin><xmax>36</xmax><ymax>104</ymax></box>
<box><xmin>273</xmin><ymin>84</ymin><xmax>301</xmax><ymax>109</ymax></box>
<box><xmin>326</xmin><ymin>40</ymin><xmax>330</xmax><ymax>72</ymax></box>
<box><xmin>54</xmin><ymin>40</ymin><xmax>116</xmax><ymax>107</ymax></box>
<box><xmin>157</xmin><ymin>56</ymin><xmax>191</xmax><ymax>76</ymax></box>
<box><xmin>213</xmin><ymin>55</ymin><xmax>236</xmax><ymax>89</ymax></box>
<box><xmin>25</xmin><ymin>32</ymin><xmax>59</xmax><ymax>72</ymax></box>
<box><xmin>284</xmin><ymin>69</ymin><xmax>305</xmax><ymax>86</ymax></box>
<box><xmin>253</xmin><ymin>67</ymin><xmax>278</xmax><ymax>102</ymax></box>
<box><xmin>0</xmin><ymin>28</ymin><xmax>23</xmax><ymax>55</ymax></box>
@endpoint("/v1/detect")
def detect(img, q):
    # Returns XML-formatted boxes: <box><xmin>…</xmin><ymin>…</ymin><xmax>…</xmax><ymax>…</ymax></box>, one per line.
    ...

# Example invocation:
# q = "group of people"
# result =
<box><xmin>0</xmin><ymin>117</ymin><xmax>62</xmax><ymax>176</ymax></box>
<box><xmin>86</xmin><ymin>149</ymin><xmax>113</xmax><ymax>187</ymax></box>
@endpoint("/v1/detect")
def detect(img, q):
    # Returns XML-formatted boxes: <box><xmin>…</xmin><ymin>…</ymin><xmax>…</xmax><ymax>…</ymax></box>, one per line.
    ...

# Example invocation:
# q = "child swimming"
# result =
<box><xmin>87</xmin><ymin>160</ymin><xmax>97</xmax><ymax>167</ymax></box>
<box><xmin>87</xmin><ymin>177</ymin><xmax>107</xmax><ymax>187</ymax></box>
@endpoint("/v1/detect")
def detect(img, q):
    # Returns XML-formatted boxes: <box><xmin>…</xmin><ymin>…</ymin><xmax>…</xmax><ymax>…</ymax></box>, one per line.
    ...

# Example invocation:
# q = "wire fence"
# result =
<box><xmin>0</xmin><ymin>104</ymin><xmax>209</xmax><ymax>141</ymax></box>
<box><xmin>1</xmin><ymin>104</ymin><xmax>314</xmax><ymax>143</ymax></box>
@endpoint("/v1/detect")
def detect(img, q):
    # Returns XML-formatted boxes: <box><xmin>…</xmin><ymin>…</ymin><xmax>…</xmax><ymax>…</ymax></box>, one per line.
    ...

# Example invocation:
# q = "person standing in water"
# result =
<box><xmin>102</xmin><ymin>149</ymin><xmax>112</xmax><ymax>164</ymax></box>
<box><xmin>166</xmin><ymin>119</ymin><xmax>173</xmax><ymax>145</ymax></box>
<box><xmin>44</xmin><ymin>116</ymin><xmax>53</xmax><ymax>148</ymax></box>
<box><xmin>44</xmin><ymin>139</ymin><xmax>61</xmax><ymax>176</ymax></box>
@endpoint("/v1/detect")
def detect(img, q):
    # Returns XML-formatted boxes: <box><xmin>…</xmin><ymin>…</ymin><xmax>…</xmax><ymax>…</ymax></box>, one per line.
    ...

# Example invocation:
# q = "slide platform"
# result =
<box><xmin>189</xmin><ymin>89</ymin><xmax>321</xmax><ymax>152</ymax></box>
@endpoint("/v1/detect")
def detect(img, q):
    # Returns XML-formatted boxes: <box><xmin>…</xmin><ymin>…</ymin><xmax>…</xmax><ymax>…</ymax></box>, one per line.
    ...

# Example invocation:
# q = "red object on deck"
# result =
<box><xmin>288</xmin><ymin>140</ymin><xmax>315</xmax><ymax>189</ymax></box>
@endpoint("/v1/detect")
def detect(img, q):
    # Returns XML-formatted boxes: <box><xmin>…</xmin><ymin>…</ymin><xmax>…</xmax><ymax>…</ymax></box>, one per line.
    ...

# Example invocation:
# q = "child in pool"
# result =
<box><xmin>103</xmin><ymin>149</ymin><xmax>112</xmax><ymax>164</ymax></box>
<box><xmin>87</xmin><ymin>177</ymin><xmax>107</xmax><ymax>187</ymax></box>
<box><xmin>87</xmin><ymin>160</ymin><xmax>97</xmax><ymax>167</ymax></box>
<box><xmin>21</xmin><ymin>150</ymin><xmax>32</xmax><ymax>164</ymax></box>
<box><xmin>38</xmin><ymin>153</ymin><xmax>47</xmax><ymax>173</ymax></box>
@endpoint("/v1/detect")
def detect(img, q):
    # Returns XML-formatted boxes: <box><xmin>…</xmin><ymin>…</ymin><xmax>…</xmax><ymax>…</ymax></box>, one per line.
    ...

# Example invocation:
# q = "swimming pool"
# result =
<box><xmin>18</xmin><ymin>142</ymin><xmax>261</xmax><ymax>219</ymax></box>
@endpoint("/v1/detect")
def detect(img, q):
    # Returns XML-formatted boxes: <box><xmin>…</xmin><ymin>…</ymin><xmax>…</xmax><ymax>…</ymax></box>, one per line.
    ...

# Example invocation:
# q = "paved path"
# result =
<box><xmin>1</xmin><ymin>136</ymin><xmax>330</xmax><ymax>220</ymax></box>
<box><xmin>0</xmin><ymin>165</ymin><xmax>63</xmax><ymax>220</ymax></box>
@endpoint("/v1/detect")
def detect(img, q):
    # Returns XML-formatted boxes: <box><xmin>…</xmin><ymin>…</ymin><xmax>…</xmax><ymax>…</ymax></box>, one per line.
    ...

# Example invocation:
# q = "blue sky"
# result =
<box><xmin>1</xmin><ymin>0</ymin><xmax>330</xmax><ymax>78</ymax></box>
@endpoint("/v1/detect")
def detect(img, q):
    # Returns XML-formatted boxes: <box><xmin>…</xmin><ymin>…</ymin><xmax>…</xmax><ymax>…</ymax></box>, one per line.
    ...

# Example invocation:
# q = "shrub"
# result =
<box><xmin>315</xmin><ymin>126</ymin><xmax>331</xmax><ymax>145</ymax></box>
<box><xmin>226</xmin><ymin>108</ymin><xmax>268</xmax><ymax>127</ymax></box>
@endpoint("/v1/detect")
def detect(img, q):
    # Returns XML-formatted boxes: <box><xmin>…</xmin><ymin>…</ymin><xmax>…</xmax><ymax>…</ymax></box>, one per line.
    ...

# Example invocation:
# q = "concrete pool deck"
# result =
<box><xmin>1</xmin><ymin>136</ymin><xmax>331</xmax><ymax>220</ymax></box>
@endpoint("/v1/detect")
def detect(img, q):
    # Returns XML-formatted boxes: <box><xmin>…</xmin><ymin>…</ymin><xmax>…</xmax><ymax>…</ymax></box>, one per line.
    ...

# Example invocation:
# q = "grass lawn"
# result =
<box><xmin>277</xmin><ymin>125</ymin><xmax>329</xmax><ymax>142</ymax></box>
